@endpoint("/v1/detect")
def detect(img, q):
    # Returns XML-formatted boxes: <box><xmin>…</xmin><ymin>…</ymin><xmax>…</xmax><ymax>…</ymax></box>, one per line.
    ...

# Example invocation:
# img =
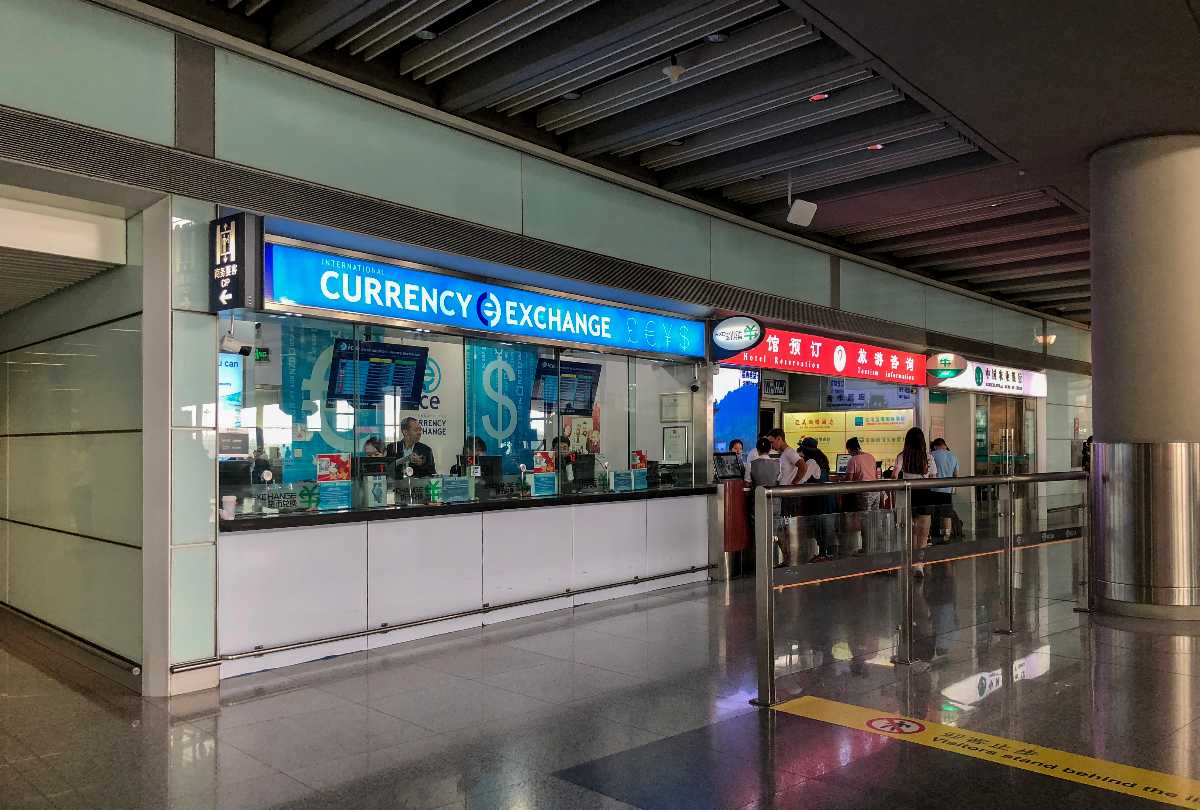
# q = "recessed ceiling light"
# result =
<box><xmin>668</xmin><ymin>139</ymin><xmax>685</xmax><ymax>147</ymax></box>
<box><xmin>561</xmin><ymin>91</ymin><xmax>581</xmax><ymax>100</ymax></box>
<box><xmin>414</xmin><ymin>30</ymin><xmax>437</xmax><ymax>40</ymax></box>
<box><xmin>808</xmin><ymin>92</ymin><xmax>830</xmax><ymax>102</ymax></box>
<box><xmin>867</xmin><ymin>143</ymin><xmax>885</xmax><ymax>151</ymax></box>
<box><xmin>704</xmin><ymin>32</ymin><xmax>728</xmax><ymax>43</ymax></box>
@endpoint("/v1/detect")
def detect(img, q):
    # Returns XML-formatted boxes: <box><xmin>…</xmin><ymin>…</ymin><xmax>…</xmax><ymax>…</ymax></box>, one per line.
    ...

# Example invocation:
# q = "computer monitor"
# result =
<box><xmin>836</xmin><ymin>454</ymin><xmax>851</xmax><ymax>476</ymax></box>
<box><xmin>572</xmin><ymin>454</ymin><xmax>596</xmax><ymax>487</ymax></box>
<box><xmin>713</xmin><ymin>452</ymin><xmax>744</xmax><ymax>480</ymax></box>
<box><xmin>476</xmin><ymin>455</ymin><xmax>503</xmax><ymax>488</ymax></box>
<box><xmin>354</xmin><ymin>456</ymin><xmax>390</xmax><ymax>479</ymax></box>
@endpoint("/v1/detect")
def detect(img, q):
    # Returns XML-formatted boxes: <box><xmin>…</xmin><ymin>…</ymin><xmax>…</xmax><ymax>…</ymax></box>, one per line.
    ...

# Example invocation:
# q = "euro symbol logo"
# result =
<box><xmin>482</xmin><ymin>358</ymin><xmax>517</xmax><ymax>442</ymax></box>
<box><xmin>478</xmin><ymin>292</ymin><xmax>502</xmax><ymax>328</ymax></box>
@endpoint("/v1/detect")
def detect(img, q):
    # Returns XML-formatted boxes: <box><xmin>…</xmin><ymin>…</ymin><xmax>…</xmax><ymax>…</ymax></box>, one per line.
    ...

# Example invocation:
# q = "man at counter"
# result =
<box><xmin>387</xmin><ymin>417</ymin><xmax>437</xmax><ymax>477</ymax></box>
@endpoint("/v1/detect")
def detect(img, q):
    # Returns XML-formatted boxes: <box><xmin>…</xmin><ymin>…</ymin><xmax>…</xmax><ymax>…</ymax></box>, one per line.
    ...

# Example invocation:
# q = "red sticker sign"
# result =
<box><xmin>724</xmin><ymin>327</ymin><xmax>926</xmax><ymax>385</ymax></box>
<box><xmin>867</xmin><ymin>717</ymin><xmax>926</xmax><ymax>734</ymax></box>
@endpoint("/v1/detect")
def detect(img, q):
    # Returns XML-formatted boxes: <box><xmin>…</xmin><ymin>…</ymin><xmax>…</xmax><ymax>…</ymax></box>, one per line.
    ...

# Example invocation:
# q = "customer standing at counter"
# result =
<box><xmin>844</xmin><ymin>437</ymin><xmax>879</xmax><ymax>554</ymax></box>
<box><xmin>930</xmin><ymin>438</ymin><xmax>960</xmax><ymax>542</ymax></box>
<box><xmin>895</xmin><ymin>427</ymin><xmax>936</xmax><ymax>576</ymax></box>
<box><xmin>388</xmin><ymin>417</ymin><xmax>437</xmax><ymax>477</ymax></box>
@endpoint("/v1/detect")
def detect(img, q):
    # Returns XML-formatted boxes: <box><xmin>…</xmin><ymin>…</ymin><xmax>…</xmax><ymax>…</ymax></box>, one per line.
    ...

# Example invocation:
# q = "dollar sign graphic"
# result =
<box><xmin>482</xmin><ymin>358</ymin><xmax>517</xmax><ymax>442</ymax></box>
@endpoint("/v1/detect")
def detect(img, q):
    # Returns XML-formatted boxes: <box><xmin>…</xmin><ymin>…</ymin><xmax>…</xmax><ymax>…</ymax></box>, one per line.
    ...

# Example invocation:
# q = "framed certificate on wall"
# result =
<box><xmin>660</xmin><ymin>392</ymin><xmax>691</xmax><ymax>423</ymax></box>
<box><xmin>663</xmin><ymin>425</ymin><xmax>689</xmax><ymax>465</ymax></box>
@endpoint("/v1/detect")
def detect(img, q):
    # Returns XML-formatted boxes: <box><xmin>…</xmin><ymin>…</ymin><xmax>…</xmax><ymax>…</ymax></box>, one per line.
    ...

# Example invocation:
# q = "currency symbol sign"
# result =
<box><xmin>482</xmin><ymin>358</ymin><xmax>518</xmax><ymax>442</ymax></box>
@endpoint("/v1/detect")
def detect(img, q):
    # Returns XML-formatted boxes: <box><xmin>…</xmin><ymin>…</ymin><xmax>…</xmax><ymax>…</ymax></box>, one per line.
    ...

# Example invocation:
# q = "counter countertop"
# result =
<box><xmin>219</xmin><ymin>484</ymin><xmax>718</xmax><ymax>533</ymax></box>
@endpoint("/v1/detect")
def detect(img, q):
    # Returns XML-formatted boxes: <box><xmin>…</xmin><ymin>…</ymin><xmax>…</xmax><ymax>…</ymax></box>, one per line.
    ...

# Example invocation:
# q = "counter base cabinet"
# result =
<box><xmin>216</xmin><ymin>495</ymin><xmax>708</xmax><ymax>679</ymax></box>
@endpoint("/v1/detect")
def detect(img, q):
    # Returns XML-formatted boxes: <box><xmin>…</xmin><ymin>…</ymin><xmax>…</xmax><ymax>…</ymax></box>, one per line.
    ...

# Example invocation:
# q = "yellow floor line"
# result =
<box><xmin>776</xmin><ymin>696</ymin><xmax>1200</xmax><ymax>807</ymax></box>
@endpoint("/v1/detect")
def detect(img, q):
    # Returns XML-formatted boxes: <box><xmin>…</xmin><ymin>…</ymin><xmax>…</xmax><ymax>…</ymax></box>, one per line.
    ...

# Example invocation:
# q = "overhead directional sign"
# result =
<box><xmin>209</xmin><ymin>213</ymin><xmax>260</xmax><ymax>313</ymax></box>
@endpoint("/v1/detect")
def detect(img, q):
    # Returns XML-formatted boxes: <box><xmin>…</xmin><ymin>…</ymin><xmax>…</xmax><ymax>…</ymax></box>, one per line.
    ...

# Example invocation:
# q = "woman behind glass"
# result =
<box><xmin>798</xmin><ymin>437</ymin><xmax>838</xmax><ymax>561</ymax></box>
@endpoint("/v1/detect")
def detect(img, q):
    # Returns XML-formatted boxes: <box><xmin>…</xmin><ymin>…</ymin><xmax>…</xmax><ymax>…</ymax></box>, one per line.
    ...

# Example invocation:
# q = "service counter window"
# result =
<box><xmin>216</xmin><ymin>311</ymin><xmax>700</xmax><ymax>522</ymax></box>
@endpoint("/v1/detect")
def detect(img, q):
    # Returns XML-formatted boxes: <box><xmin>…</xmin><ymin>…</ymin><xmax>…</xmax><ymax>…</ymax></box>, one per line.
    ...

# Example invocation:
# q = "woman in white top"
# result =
<box><xmin>894</xmin><ymin>426</ymin><xmax>936</xmax><ymax>576</ymax></box>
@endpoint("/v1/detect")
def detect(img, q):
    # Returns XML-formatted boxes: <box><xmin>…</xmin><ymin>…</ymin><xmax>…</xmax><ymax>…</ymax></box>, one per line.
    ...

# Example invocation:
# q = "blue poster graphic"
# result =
<box><xmin>217</xmin><ymin>353</ymin><xmax>244</xmax><ymax>429</ymax></box>
<box><xmin>713</xmin><ymin>367</ymin><xmax>759</xmax><ymax>453</ymax></box>
<box><xmin>265</xmin><ymin>242</ymin><xmax>704</xmax><ymax>357</ymax></box>
<box><xmin>465</xmin><ymin>340</ymin><xmax>539</xmax><ymax>475</ymax></box>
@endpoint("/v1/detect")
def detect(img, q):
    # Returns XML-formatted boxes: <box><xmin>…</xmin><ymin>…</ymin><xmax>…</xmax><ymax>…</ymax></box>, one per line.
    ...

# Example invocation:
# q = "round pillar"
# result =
<box><xmin>1091</xmin><ymin>135</ymin><xmax>1200</xmax><ymax>617</ymax></box>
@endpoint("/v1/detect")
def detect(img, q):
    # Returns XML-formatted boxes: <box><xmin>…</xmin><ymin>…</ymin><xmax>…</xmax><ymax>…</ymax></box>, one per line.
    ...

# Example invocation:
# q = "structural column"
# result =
<box><xmin>1091</xmin><ymin>135</ymin><xmax>1200</xmax><ymax>617</ymax></box>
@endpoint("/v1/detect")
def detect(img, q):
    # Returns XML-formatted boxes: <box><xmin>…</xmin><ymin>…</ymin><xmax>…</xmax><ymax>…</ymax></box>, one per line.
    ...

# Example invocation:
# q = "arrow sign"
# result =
<box><xmin>219</xmin><ymin>288</ymin><xmax>233</xmax><ymax>306</ymax></box>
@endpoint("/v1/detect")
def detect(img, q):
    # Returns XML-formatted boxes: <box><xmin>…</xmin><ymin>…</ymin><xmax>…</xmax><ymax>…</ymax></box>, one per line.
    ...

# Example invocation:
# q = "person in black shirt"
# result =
<box><xmin>387</xmin><ymin>417</ymin><xmax>436</xmax><ymax>477</ymax></box>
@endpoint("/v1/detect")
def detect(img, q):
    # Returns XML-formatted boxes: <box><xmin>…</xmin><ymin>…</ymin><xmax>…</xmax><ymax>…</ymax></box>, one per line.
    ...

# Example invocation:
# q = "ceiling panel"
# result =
<box><xmin>0</xmin><ymin>247</ymin><xmax>117</xmax><ymax>315</ymax></box>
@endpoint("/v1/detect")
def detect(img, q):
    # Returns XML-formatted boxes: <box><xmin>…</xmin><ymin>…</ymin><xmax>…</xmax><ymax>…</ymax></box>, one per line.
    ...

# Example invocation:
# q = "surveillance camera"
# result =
<box><xmin>689</xmin><ymin>382</ymin><xmax>701</xmax><ymax>393</ymax></box>
<box><xmin>220</xmin><ymin>333</ymin><xmax>253</xmax><ymax>356</ymax></box>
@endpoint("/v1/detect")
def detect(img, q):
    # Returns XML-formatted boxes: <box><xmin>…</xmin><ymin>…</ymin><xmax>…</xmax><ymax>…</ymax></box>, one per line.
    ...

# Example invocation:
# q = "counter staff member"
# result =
<box><xmin>387</xmin><ymin>417</ymin><xmax>437</xmax><ymax>477</ymax></box>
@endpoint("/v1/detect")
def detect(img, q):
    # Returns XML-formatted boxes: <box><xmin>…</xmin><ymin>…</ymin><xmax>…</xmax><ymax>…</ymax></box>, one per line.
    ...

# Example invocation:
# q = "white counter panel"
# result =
<box><xmin>367</xmin><ymin>513</ymin><xmax>482</xmax><ymax>628</ymax></box>
<box><xmin>646</xmin><ymin>496</ymin><xmax>709</xmax><ymax>574</ymax></box>
<box><xmin>218</xmin><ymin>523</ymin><xmax>367</xmax><ymax>656</ymax></box>
<box><xmin>572</xmin><ymin>501</ymin><xmax>646</xmax><ymax>589</ymax></box>
<box><xmin>482</xmin><ymin>506</ymin><xmax>573</xmax><ymax>605</ymax></box>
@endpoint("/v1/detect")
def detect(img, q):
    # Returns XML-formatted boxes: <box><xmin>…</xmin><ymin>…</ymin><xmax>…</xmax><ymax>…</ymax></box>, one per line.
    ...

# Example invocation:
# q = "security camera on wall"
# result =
<box><xmin>787</xmin><ymin>198</ymin><xmax>818</xmax><ymax>227</ymax></box>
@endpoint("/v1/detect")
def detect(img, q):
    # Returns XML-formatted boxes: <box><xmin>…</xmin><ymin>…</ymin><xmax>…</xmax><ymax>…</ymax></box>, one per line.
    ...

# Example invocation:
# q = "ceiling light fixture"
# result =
<box><xmin>867</xmin><ymin>143</ymin><xmax>885</xmax><ymax>151</ymax></box>
<box><xmin>663</xmin><ymin>54</ymin><xmax>686</xmax><ymax>83</ymax></box>
<box><xmin>414</xmin><ymin>30</ymin><xmax>437</xmax><ymax>40</ymax></box>
<box><xmin>808</xmin><ymin>92</ymin><xmax>830</xmax><ymax>102</ymax></box>
<box><xmin>667</xmin><ymin>139</ymin><xmax>685</xmax><ymax>147</ymax></box>
<box><xmin>704</xmin><ymin>32</ymin><xmax>728</xmax><ymax>43</ymax></box>
<box><xmin>1034</xmin><ymin>333</ymin><xmax>1058</xmax><ymax>346</ymax></box>
<box><xmin>785</xmin><ymin>169</ymin><xmax>818</xmax><ymax>227</ymax></box>
<box><xmin>561</xmin><ymin>91</ymin><xmax>581</xmax><ymax>100</ymax></box>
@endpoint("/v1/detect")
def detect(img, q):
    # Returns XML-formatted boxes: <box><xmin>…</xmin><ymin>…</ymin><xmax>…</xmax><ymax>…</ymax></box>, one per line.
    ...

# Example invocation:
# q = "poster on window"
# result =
<box><xmin>465</xmin><ymin>340</ymin><xmax>540</xmax><ymax>474</ymax></box>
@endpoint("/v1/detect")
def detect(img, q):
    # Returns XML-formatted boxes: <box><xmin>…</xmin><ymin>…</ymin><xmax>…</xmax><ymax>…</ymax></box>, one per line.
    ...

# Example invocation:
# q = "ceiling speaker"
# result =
<box><xmin>786</xmin><ymin>198</ymin><xmax>817</xmax><ymax>227</ymax></box>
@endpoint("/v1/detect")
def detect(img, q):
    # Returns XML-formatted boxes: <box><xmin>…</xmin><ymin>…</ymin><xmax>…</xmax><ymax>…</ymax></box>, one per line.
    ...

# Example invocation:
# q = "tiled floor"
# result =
<box><xmin>5</xmin><ymin>542</ymin><xmax>1200</xmax><ymax>808</ymax></box>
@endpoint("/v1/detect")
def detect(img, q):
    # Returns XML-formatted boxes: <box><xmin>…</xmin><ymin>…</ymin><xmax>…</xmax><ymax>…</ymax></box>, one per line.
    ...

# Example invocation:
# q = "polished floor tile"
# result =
<box><xmin>5</xmin><ymin>541</ymin><xmax>1200</xmax><ymax>809</ymax></box>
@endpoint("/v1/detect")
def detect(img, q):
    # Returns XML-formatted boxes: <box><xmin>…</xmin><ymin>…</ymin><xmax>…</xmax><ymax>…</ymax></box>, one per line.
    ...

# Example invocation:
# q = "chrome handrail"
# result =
<box><xmin>752</xmin><ymin>470</ymin><xmax>1088</xmax><ymax>707</ymax></box>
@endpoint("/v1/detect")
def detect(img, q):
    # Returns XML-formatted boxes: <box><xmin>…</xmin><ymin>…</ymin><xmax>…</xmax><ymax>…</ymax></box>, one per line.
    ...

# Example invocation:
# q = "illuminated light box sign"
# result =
<box><xmin>263</xmin><ymin>242</ymin><xmax>705</xmax><ymax>358</ymax></box>
<box><xmin>934</xmin><ymin>360</ymin><xmax>1047</xmax><ymax>397</ymax></box>
<box><xmin>724</xmin><ymin>326</ymin><xmax>926</xmax><ymax>385</ymax></box>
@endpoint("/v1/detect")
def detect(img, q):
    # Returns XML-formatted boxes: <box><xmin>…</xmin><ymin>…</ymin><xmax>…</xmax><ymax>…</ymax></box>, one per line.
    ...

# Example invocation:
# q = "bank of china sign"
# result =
<box><xmin>933</xmin><ymin>356</ymin><xmax>1048</xmax><ymax>398</ymax></box>
<box><xmin>263</xmin><ymin>242</ymin><xmax>704</xmax><ymax>358</ymax></box>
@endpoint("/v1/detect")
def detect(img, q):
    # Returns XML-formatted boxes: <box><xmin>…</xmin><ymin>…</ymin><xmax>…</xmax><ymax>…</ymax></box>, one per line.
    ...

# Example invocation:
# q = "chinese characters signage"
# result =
<box><xmin>725</xmin><ymin>326</ymin><xmax>926</xmax><ymax>385</ymax></box>
<box><xmin>934</xmin><ymin>360</ymin><xmax>1047</xmax><ymax>397</ymax></box>
<box><xmin>209</xmin><ymin>213</ymin><xmax>260</xmax><ymax>312</ymax></box>
<box><xmin>781</xmin><ymin>409</ymin><xmax>914</xmax><ymax>459</ymax></box>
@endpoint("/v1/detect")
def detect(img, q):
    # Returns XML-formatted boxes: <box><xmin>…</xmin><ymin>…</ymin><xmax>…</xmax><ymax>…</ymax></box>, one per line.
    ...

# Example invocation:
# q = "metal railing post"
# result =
<box><xmin>996</xmin><ymin>479</ymin><xmax>1017</xmax><ymax>635</ymax></box>
<box><xmin>892</xmin><ymin>484</ymin><xmax>915</xmax><ymax>665</ymax></box>
<box><xmin>1074</xmin><ymin>476</ymin><xmax>1092</xmax><ymax>613</ymax></box>
<box><xmin>753</xmin><ymin>486</ymin><xmax>777</xmax><ymax>707</ymax></box>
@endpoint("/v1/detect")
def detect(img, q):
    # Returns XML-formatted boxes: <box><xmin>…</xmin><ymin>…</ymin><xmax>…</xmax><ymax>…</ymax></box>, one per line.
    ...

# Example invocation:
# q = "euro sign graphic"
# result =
<box><xmin>482</xmin><ymin>358</ymin><xmax>517</xmax><ymax>442</ymax></box>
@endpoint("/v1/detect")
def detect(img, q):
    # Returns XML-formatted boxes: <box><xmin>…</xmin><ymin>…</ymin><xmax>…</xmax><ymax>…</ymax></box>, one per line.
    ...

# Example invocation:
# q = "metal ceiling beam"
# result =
<box><xmin>399</xmin><ymin>0</ymin><xmax>601</xmax><ymax>83</ymax></box>
<box><xmin>910</xmin><ymin>235</ymin><xmax>1091</xmax><ymax>272</ymax></box>
<box><xmin>269</xmin><ymin>0</ymin><xmax>395</xmax><ymax>55</ymax></box>
<box><xmin>660</xmin><ymin>100</ymin><xmax>936</xmax><ymax>190</ymax></box>
<box><xmin>535</xmin><ymin>14</ymin><xmax>819</xmax><ymax>133</ymax></box>
<box><xmin>1011</xmin><ymin>284</ymin><xmax>1093</xmax><ymax>304</ymax></box>
<box><xmin>939</xmin><ymin>255</ymin><xmax>1091</xmax><ymax>284</ymax></box>
<box><xmin>638</xmin><ymin>76</ymin><xmax>900</xmax><ymax>170</ymax></box>
<box><xmin>827</xmin><ymin>190</ymin><xmax>1060</xmax><ymax>242</ymax></box>
<box><xmin>1052</xmin><ymin>301</ymin><xmax>1093</xmax><ymax>314</ymax></box>
<box><xmin>866</xmin><ymin>213</ymin><xmax>1088</xmax><ymax>258</ymax></box>
<box><xmin>357</xmin><ymin>0</ymin><xmax>473</xmax><ymax>60</ymax></box>
<box><xmin>439</xmin><ymin>0</ymin><xmax>766</xmax><ymax>114</ymax></box>
<box><xmin>723</xmin><ymin>131</ymin><xmax>973</xmax><ymax>204</ymax></box>
<box><xmin>565</xmin><ymin>43</ymin><xmax>858</xmax><ymax>158</ymax></box>
<box><xmin>973</xmin><ymin>271</ymin><xmax>1091</xmax><ymax>294</ymax></box>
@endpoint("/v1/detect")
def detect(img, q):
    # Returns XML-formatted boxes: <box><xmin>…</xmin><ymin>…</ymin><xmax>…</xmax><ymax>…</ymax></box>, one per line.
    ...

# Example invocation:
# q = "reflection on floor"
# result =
<box><xmin>4</xmin><ymin>543</ymin><xmax>1200</xmax><ymax>808</ymax></box>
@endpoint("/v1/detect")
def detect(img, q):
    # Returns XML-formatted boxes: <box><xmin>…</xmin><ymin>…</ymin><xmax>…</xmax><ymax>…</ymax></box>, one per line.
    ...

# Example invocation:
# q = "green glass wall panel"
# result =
<box><xmin>215</xmin><ymin>52</ymin><xmax>523</xmax><ymax>233</ymax></box>
<box><xmin>925</xmin><ymin>287</ymin><xmax>995</xmax><ymax>343</ymax></box>
<box><xmin>994</xmin><ymin>307</ymin><xmax>1044</xmax><ymax>352</ymax></box>
<box><xmin>522</xmin><ymin>157</ymin><xmax>710</xmax><ymax>279</ymax></box>
<box><xmin>709</xmin><ymin>219</ymin><xmax>830</xmax><ymax>305</ymax></box>
<box><xmin>0</xmin><ymin>0</ymin><xmax>173</xmax><ymax>144</ymax></box>
<box><xmin>840</xmin><ymin>260</ymin><xmax>925</xmax><ymax>328</ymax></box>
<box><xmin>1048</xmin><ymin>322</ymin><xmax>1092</xmax><ymax>363</ymax></box>
<box><xmin>171</xmin><ymin>545</ymin><xmax>216</xmax><ymax>663</ymax></box>
<box><xmin>9</xmin><ymin>524</ymin><xmax>141</xmax><ymax>662</ymax></box>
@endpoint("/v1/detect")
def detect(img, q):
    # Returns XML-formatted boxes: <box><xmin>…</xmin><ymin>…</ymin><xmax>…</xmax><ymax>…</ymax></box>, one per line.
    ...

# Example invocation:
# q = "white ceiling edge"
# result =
<box><xmin>0</xmin><ymin>196</ymin><xmax>127</xmax><ymax>265</ymax></box>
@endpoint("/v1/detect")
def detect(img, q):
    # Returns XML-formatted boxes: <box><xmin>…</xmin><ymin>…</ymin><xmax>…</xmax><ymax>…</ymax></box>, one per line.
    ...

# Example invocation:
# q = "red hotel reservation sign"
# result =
<box><xmin>725</xmin><ymin>327</ymin><xmax>926</xmax><ymax>385</ymax></box>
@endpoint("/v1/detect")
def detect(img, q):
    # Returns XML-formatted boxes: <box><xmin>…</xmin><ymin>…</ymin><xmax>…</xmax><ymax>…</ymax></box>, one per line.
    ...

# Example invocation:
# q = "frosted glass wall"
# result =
<box><xmin>0</xmin><ymin>218</ymin><xmax>144</xmax><ymax>662</ymax></box>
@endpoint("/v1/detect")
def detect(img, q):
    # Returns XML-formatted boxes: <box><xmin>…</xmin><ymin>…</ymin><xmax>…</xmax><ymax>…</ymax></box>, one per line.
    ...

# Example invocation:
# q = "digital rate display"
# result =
<box><xmin>533</xmin><ymin>358</ymin><xmax>602</xmax><ymax>416</ymax></box>
<box><xmin>325</xmin><ymin>340</ymin><xmax>428</xmax><ymax>409</ymax></box>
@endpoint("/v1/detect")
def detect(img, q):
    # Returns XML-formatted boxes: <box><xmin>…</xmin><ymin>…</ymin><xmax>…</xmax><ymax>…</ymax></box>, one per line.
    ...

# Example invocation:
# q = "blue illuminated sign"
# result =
<box><xmin>263</xmin><ymin>242</ymin><xmax>705</xmax><ymax>357</ymax></box>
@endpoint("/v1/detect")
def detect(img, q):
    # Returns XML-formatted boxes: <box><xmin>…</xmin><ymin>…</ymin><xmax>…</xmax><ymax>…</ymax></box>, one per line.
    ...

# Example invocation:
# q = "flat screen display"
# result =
<box><xmin>533</xmin><ymin>358</ymin><xmax>602</xmax><ymax>416</ymax></box>
<box><xmin>325</xmin><ymin>339</ymin><xmax>428</xmax><ymax>409</ymax></box>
